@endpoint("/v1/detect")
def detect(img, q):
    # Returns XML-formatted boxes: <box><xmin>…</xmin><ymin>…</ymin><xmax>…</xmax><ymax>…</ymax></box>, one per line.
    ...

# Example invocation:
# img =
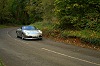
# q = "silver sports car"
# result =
<box><xmin>16</xmin><ymin>26</ymin><xmax>42</xmax><ymax>40</ymax></box>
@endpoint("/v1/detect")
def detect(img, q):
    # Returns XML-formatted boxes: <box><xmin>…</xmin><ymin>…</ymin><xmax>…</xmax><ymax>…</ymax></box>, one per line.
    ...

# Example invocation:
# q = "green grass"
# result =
<box><xmin>0</xmin><ymin>24</ymin><xmax>20</xmax><ymax>29</ymax></box>
<box><xmin>61</xmin><ymin>30</ymin><xmax>100</xmax><ymax>38</ymax></box>
<box><xmin>31</xmin><ymin>22</ymin><xmax>54</xmax><ymax>30</ymax></box>
<box><xmin>31</xmin><ymin>22</ymin><xmax>100</xmax><ymax>46</ymax></box>
<box><xmin>61</xmin><ymin>30</ymin><xmax>100</xmax><ymax>46</ymax></box>
<box><xmin>0</xmin><ymin>25</ymin><xmax>8</xmax><ymax>29</ymax></box>
<box><xmin>0</xmin><ymin>60</ymin><xmax>4</xmax><ymax>66</ymax></box>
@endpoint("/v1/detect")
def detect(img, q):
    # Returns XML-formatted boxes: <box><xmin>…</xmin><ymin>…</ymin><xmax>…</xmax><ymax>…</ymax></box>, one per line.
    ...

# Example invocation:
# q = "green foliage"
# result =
<box><xmin>42</xmin><ymin>0</ymin><xmax>55</xmax><ymax>22</ymax></box>
<box><xmin>61</xmin><ymin>29</ymin><xmax>100</xmax><ymax>46</ymax></box>
<box><xmin>61</xmin><ymin>30</ymin><xmax>100</xmax><ymax>38</ymax></box>
<box><xmin>54</xmin><ymin>0</ymin><xmax>100</xmax><ymax>30</ymax></box>
<box><xmin>0</xmin><ymin>25</ymin><xmax>8</xmax><ymax>28</ymax></box>
<box><xmin>25</xmin><ymin>0</ymin><xmax>43</xmax><ymax>24</ymax></box>
<box><xmin>11</xmin><ymin>0</ymin><xmax>30</xmax><ymax>25</ymax></box>
<box><xmin>0</xmin><ymin>0</ymin><xmax>100</xmax><ymax>34</ymax></box>
<box><xmin>0</xmin><ymin>0</ymin><xmax>43</xmax><ymax>25</ymax></box>
<box><xmin>31</xmin><ymin>22</ymin><xmax>54</xmax><ymax>30</ymax></box>
<box><xmin>0</xmin><ymin>59</ymin><xmax>4</xmax><ymax>66</ymax></box>
<box><xmin>0</xmin><ymin>0</ymin><xmax>12</xmax><ymax>24</ymax></box>
<box><xmin>57</xmin><ymin>16</ymin><xmax>75</xmax><ymax>30</ymax></box>
<box><xmin>32</xmin><ymin>22</ymin><xmax>100</xmax><ymax>46</ymax></box>
<box><xmin>81</xmin><ymin>38</ymin><xmax>100</xmax><ymax>46</ymax></box>
<box><xmin>31</xmin><ymin>22</ymin><xmax>56</xmax><ymax>37</ymax></box>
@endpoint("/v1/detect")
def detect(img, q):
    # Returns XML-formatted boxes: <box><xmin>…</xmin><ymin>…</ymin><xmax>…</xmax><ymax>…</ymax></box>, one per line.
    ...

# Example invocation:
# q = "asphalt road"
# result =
<box><xmin>0</xmin><ymin>28</ymin><xmax>100</xmax><ymax>66</ymax></box>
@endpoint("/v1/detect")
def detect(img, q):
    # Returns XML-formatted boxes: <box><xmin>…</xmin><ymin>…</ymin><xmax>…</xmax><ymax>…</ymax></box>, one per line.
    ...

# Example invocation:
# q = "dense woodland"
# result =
<box><xmin>0</xmin><ymin>0</ymin><xmax>100</xmax><ymax>32</ymax></box>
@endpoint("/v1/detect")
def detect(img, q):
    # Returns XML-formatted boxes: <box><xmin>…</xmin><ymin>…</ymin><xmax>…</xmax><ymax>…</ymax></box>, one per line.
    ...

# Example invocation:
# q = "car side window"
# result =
<box><xmin>21</xmin><ymin>27</ymin><xmax>23</xmax><ymax>30</ymax></box>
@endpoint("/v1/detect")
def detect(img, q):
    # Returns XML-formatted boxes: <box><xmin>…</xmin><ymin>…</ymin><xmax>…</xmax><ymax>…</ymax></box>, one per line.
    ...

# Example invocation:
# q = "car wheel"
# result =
<box><xmin>39</xmin><ymin>38</ymin><xmax>42</xmax><ymax>40</ymax></box>
<box><xmin>22</xmin><ymin>34</ymin><xmax>25</xmax><ymax>40</ymax></box>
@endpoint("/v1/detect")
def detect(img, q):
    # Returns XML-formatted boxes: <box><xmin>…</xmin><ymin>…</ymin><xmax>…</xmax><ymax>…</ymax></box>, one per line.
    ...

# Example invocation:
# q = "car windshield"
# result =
<box><xmin>22</xmin><ymin>26</ymin><xmax>37</xmax><ymax>30</ymax></box>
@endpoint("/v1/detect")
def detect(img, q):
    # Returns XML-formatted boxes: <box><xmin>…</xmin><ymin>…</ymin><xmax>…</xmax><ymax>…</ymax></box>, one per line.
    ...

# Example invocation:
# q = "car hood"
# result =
<box><xmin>23</xmin><ymin>30</ymin><xmax>41</xmax><ymax>34</ymax></box>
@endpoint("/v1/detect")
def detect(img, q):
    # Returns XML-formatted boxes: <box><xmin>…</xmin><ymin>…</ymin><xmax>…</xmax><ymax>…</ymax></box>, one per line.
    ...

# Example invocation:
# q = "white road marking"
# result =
<box><xmin>42</xmin><ymin>48</ymin><xmax>100</xmax><ymax>66</ymax></box>
<box><xmin>7</xmin><ymin>31</ymin><xmax>12</xmax><ymax>38</ymax></box>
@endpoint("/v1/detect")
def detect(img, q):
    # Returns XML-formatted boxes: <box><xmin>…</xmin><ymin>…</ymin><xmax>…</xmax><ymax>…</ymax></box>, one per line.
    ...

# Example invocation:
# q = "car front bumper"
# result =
<box><xmin>24</xmin><ymin>34</ymin><xmax>42</xmax><ymax>39</ymax></box>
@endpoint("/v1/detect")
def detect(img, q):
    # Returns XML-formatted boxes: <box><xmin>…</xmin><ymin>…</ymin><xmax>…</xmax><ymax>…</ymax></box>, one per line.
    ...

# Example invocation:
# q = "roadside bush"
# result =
<box><xmin>61</xmin><ymin>30</ymin><xmax>100</xmax><ymax>46</ymax></box>
<box><xmin>32</xmin><ymin>22</ymin><xmax>100</xmax><ymax>47</ymax></box>
<box><xmin>81</xmin><ymin>38</ymin><xmax>100</xmax><ymax>46</ymax></box>
<box><xmin>0</xmin><ymin>59</ymin><xmax>4</xmax><ymax>66</ymax></box>
<box><xmin>61</xmin><ymin>31</ymin><xmax>79</xmax><ymax>38</ymax></box>
<box><xmin>57</xmin><ymin>16</ymin><xmax>76</xmax><ymax>30</ymax></box>
<box><xmin>31</xmin><ymin>22</ymin><xmax>56</xmax><ymax>37</ymax></box>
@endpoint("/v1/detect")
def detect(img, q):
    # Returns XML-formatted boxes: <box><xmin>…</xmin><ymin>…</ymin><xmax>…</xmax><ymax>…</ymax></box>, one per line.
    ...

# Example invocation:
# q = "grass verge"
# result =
<box><xmin>31</xmin><ymin>22</ymin><xmax>100</xmax><ymax>50</ymax></box>
<box><xmin>0</xmin><ymin>60</ymin><xmax>4</xmax><ymax>66</ymax></box>
<box><xmin>0</xmin><ymin>24</ymin><xmax>21</xmax><ymax>29</ymax></box>
<box><xmin>0</xmin><ymin>25</ymin><xmax>9</xmax><ymax>29</ymax></box>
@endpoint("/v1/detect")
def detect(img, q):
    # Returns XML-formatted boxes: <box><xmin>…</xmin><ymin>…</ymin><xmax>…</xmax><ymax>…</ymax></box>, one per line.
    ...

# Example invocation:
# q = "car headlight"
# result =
<box><xmin>23</xmin><ymin>30</ymin><xmax>30</xmax><ymax>36</ymax></box>
<box><xmin>25</xmin><ymin>32</ymin><xmax>29</xmax><ymax>35</ymax></box>
<box><xmin>38</xmin><ymin>30</ymin><xmax>42</xmax><ymax>34</ymax></box>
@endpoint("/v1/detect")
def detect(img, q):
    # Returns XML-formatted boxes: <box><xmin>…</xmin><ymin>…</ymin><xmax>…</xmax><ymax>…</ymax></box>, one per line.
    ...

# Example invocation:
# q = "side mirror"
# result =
<box><xmin>17</xmin><ymin>28</ymin><xmax>22</xmax><ymax>31</ymax></box>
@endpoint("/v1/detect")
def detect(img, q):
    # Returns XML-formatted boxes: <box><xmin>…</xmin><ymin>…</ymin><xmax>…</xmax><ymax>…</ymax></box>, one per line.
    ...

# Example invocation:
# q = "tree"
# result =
<box><xmin>11</xmin><ymin>0</ymin><xmax>29</xmax><ymax>25</ymax></box>
<box><xmin>0</xmin><ymin>0</ymin><xmax>11</xmax><ymax>24</ymax></box>
<box><xmin>42</xmin><ymin>0</ymin><xmax>55</xmax><ymax>22</ymax></box>
<box><xmin>54</xmin><ymin>0</ymin><xmax>100</xmax><ymax>31</ymax></box>
<box><xmin>25</xmin><ymin>0</ymin><xmax>43</xmax><ymax>24</ymax></box>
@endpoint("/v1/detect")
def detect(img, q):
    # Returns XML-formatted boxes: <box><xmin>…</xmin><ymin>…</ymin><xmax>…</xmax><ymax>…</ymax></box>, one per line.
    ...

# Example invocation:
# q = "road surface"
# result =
<box><xmin>0</xmin><ymin>28</ymin><xmax>100</xmax><ymax>66</ymax></box>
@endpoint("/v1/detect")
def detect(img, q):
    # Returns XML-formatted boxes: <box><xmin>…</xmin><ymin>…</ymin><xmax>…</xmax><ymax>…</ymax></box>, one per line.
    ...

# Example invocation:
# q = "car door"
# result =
<box><xmin>17</xmin><ymin>27</ymin><xmax>22</xmax><ymax>37</ymax></box>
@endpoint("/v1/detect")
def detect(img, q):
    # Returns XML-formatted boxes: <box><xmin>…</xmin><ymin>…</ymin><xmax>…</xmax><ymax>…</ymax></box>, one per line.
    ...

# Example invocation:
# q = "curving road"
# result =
<box><xmin>0</xmin><ymin>28</ymin><xmax>100</xmax><ymax>66</ymax></box>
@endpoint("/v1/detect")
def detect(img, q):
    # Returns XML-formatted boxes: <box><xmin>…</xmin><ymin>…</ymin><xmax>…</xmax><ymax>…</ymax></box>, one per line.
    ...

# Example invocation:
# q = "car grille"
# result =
<box><xmin>27</xmin><ymin>35</ymin><xmax>42</xmax><ymax>38</ymax></box>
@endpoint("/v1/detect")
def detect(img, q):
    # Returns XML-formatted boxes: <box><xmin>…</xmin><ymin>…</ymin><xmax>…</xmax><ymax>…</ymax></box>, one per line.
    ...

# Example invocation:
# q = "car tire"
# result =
<box><xmin>39</xmin><ymin>38</ymin><xmax>42</xmax><ymax>40</ymax></box>
<box><xmin>22</xmin><ymin>34</ymin><xmax>25</xmax><ymax>40</ymax></box>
